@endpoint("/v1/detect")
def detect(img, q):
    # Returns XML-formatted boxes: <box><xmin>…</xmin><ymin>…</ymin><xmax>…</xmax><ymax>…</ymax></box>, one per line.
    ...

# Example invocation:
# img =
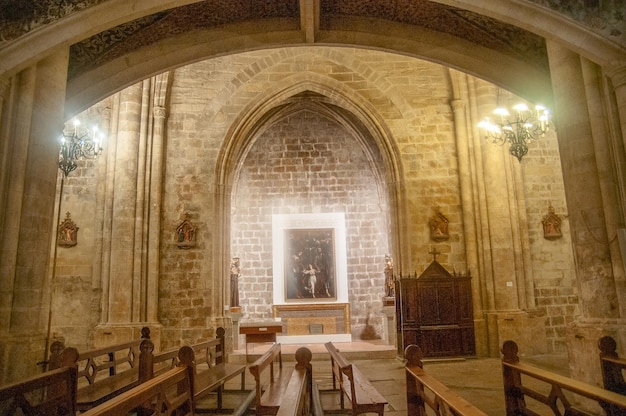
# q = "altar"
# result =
<box><xmin>270</xmin><ymin>213</ymin><xmax>352</xmax><ymax>344</ymax></box>
<box><xmin>272</xmin><ymin>303</ymin><xmax>352</xmax><ymax>344</ymax></box>
<box><xmin>239</xmin><ymin>317</ymin><xmax>282</xmax><ymax>355</ymax></box>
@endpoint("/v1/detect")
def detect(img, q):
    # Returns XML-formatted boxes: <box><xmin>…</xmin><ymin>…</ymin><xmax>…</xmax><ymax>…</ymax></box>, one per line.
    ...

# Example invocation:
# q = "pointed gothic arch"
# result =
<box><xmin>214</xmin><ymin>77</ymin><xmax>410</xmax><ymax>313</ymax></box>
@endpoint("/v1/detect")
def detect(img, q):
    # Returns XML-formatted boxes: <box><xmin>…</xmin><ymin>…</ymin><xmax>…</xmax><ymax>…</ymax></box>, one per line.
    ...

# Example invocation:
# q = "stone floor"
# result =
<box><xmin>197</xmin><ymin>341</ymin><xmax>571</xmax><ymax>415</ymax></box>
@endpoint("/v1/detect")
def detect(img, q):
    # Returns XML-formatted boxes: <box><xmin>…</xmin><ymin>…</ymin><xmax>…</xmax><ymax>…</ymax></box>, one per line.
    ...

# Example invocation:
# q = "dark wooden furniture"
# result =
<box><xmin>79</xmin><ymin>364</ymin><xmax>195</xmax><ymax>416</ymax></box>
<box><xmin>395</xmin><ymin>260</ymin><xmax>475</xmax><ymax>357</ymax></box>
<box><xmin>137</xmin><ymin>338</ymin><xmax>180</xmax><ymax>383</ymax></box>
<box><xmin>404</xmin><ymin>344</ymin><xmax>487</xmax><ymax>416</ymax></box>
<box><xmin>240</xmin><ymin>319</ymin><xmax>282</xmax><ymax>355</ymax></box>
<box><xmin>598</xmin><ymin>335</ymin><xmax>626</xmax><ymax>415</ymax></box>
<box><xmin>60</xmin><ymin>327</ymin><xmax>150</xmax><ymax>411</ymax></box>
<box><xmin>247</xmin><ymin>343</ymin><xmax>314</xmax><ymax>416</ymax></box>
<box><xmin>325</xmin><ymin>341</ymin><xmax>387</xmax><ymax>416</ymax></box>
<box><xmin>176</xmin><ymin>328</ymin><xmax>247</xmax><ymax>413</ymax></box>
<box><xmin>599</xmin><ymin>335</ymin><xmax>626</xmax><ymax>397</ymax></box>
<box><xmin>502</xmin><ymin>340</ymin><xmax>626</xmax><ymax>416</ymax></box>
<box><xmin>0</xmin><ymin>365</ymin><xmax>78</xmax><ymax>415</ymax></box>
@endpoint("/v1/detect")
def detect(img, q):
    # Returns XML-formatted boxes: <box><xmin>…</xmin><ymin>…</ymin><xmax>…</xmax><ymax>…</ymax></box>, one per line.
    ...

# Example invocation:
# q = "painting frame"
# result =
<box><xmin>272</xmin><ymin>213</ymin><xmax>348</xmax><ymax>305</ymax></box>
<box><xmin>283</xmin><ymin>228</ymin><xmax>337</xmax><ymax>302</ymax></box>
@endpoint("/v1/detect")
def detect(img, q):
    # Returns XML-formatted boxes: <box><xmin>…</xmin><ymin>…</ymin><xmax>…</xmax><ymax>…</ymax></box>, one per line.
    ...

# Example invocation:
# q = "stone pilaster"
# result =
<box><xmin>547</xmin><ymin>41</ymin><xmax>618</xmax><ymax>320</ymax></box>
<box><xmin>95</xmin><ymin>83</ymin><xmax>145</xmax><ymax>346</ymax></box>
<box><xmin>547</xmin><ymin>40</ymin><xmax>624</xmax><ymax>389</ymax></box>
<box><xmin>147</xmin><ymin>103</ymin><xmax>166</xmax><ymax>325</ymax></box>
<box><xmin>476</xmin><ymin>85</ymin><xmax>522</xmax><ymax>312</ymax></box>
<box><xmin>0</xmin><ymin>49</ymin><xmax>69</xmax><ymax>383</ymax></box>
<box><xmin>451</xmin><ymin>95</ymin><xmax>488</xmax><ymax>357</ymax></box>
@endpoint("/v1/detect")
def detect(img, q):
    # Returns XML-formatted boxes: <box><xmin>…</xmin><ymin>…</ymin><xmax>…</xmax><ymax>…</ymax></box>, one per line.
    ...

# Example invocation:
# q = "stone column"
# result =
<box><xmin>547</xmin><ymin>42</ymin><xmax>624</xmax><ymax>389</ymax></box>
<box><xmin>604</xmin><ymin>65</ymin><xmax>626</xmax><ymax>311</ymax></box>
<box><xmin>547</xmin><ymin>42</ymin><xmax>619</xmax><ymax>320</ymax></box>
<box><xmin>0</xmin><ymin>49</ymin><xmax>69</xmax><ymax>383</ymax></box>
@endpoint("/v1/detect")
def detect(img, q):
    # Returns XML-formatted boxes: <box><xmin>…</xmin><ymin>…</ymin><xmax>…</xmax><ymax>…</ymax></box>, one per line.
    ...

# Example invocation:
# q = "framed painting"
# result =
<box><xmin>272</xmin><ymin>212</ymin><xmax>348</xmax><ymax>305</ymax></box>
<box><xmin>284</xmin><ymin>228</ymin><xmax>336</xmax><ymax>301</ymax></box>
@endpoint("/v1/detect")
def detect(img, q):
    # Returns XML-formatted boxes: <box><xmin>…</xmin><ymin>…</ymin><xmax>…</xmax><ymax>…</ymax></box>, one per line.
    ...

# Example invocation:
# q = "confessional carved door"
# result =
<box><xmin>395</xmin><ymin>261</ymin><xmax>475</xmax><ymax>357</ymax></box>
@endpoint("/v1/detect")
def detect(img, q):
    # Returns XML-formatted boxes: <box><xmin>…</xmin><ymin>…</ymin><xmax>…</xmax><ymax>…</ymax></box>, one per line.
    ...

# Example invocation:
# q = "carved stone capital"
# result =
<box><xmin>153</xmin><ymin>106</ymin><xmax>166</xmax><ymax>119</ymax></box>
<box><xmin>450</xmin><ymin>99</ymin><xmax>466</xmax><ymax>112</ymax></box>
<box><xmin>0</xmin><ymin>76</ymin><xmax>10</xmax><ymax>98</ymax></box>
<box><xmin>606</xmin><ymin>64</ymin><xmax>626</xmax><ymax>89</ymax></box>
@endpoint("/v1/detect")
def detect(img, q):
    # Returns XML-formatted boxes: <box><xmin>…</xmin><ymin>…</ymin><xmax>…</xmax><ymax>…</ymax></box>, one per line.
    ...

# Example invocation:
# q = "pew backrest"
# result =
<box><xmin>0</xmin><ymin>365</ymin><xmax>77</xmax><ymax>415</ymax></box>
<box><xmin>248</xmin><ymin>343</ymin><xmax>315</xmax><ymax>416</ymax></box>
<box><xmin>175</xmin><ymin>327</ymin><xmax>246</xmax><ymax>412</ymax></box>
<box><xmin>502</xmin><ymin>340</ymin><xmax>626</xmax><ymax>416</ymax></box>
<box><xmin>405</xmin><ymin>344</ymin><xmax>487</xmax><ymax>416</ymax></box>
<box><xmin>60</xmin><ymin>326</ymin><xmax>150</xmax><ymax>410</ymax></box>
<box><xmin>79</xmin><ymin>365</ymin><xmax>195</xmax><ymax>416</ymax></box>
<box><xmin>138</xmin><ymin>338</ymin><xmax>179</xmax><ymax>383</ymax></box>
<box><xmin>325</xmin><ymin>341</ymin><xmax>387</xmax><ymax>416</ymax></box>
<box><xmin>599</xmin><ymin>335</ymin><xmax>626</xmax><ymax>395</ymax></box>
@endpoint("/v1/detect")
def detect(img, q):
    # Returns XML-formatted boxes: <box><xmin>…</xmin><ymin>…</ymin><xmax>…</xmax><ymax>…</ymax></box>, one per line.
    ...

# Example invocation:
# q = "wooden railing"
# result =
<box><xmin>404</xmin><ymin>344</ymin><xmax>487</xmax><ymax>416</ymax></box>
<box><xmin>502</xmin><ymin>340</ymin><xmax>626</xmax><ymax>416</ymax></box>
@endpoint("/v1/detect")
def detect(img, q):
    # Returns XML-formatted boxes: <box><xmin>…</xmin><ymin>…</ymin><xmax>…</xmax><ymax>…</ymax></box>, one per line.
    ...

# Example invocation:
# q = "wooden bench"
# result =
<box><xmin>137</xmin><ymin>337</ymin><xmax>182</xmax><ymax>385</ymax></box>
<box><xmin>325</xmin><ymin>341</ymin><xmax>387</xmax><ymax>416</ymax></box>
<box><xmin>60</xmin><ymin>326</ymin><xmax>150</xmax><ymax>411</ymax></box>
<box><xmin>175</xmin><ymin>327</ymin><xmax>247</xmax><ymax>413</ymax></box>
<box><xmin>247</xmin><ymin>343</ymin><xmax>314</xmax><ymax>416</ymax></box>
<box><xmin>502</xmin><ymin>340</ymin><xmax>626</xmax><ymax>416</ymax></box>
<box><xmin>404</xmin><ymin>344</ymin><xmax>487</xmax><ymax>416</ymax></box>
<box><xmin>599</xmin><ymin>335</ymin><xmax>626</xmax><ymax>396</ymax></box>
<box><xmin>0</xmin><ymin>364</ymin><xmax>77</xmax><ymax>415</ymax></box>
<box><xmin>79</xmin><ymin>363</ymin><xmax>195</xmax><ymax>416</ymax></box>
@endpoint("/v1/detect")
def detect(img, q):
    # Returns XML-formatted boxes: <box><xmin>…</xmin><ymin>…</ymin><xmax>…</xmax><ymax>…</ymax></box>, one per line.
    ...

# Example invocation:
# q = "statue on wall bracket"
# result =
<box><xmin>428</xmin><ymin>206</ymin><xmax>450</xmax><ymax>241</ymax></box>
<box><xmin>58</xmin><ymin>212</ymin><xmax>78</xmax><ymax>247</ymax></box>
<box><xmin>229</xmin><ymin>256</ymin><xmax>241</xmax><ymax>312</ymax></box>
<box><xmin>383</xmin><ymin>254</ymin><xmax>395</xmax><ymax>306</ymax></box>
<box><xmin>175</xmin><ymin>213</ymin><xmax>196</xmax><ymax>248</ymax></box>
<box><xmin>542</xmin><ymin>205</ymin><xmax>563</xmax><ymax>240</ymax></box>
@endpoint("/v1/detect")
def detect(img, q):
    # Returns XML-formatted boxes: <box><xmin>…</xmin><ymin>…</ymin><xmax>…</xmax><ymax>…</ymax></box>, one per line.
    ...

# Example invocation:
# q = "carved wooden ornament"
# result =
<box><xmin>175</xmin><ymin>213</ymin><xmax>196</xmax><ymax>248</ymax></box>
<box><xmin>58</xmin><ymin>212</ymin><xmax>78</xmax><ymax>247</ymax></box>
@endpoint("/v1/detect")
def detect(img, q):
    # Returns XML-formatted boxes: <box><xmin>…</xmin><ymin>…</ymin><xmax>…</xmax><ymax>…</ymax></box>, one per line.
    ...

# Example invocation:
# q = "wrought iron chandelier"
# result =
<box><xmin>478</xmin><ymin>103</ymin><xmax>551</xmax><ymax>162</ymax></box>
<box><xmin>58</xmin><ymin>119</ymin><xmax>103</xmax><ymax>177</ymax></box>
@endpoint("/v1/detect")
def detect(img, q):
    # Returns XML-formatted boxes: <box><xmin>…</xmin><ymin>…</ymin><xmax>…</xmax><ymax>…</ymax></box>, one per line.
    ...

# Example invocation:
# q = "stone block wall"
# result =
<box><xmin>48</xmin><ymin>46</ymin><xmax>576</xmax><ymax>353</ymax></box>
<box><xmin>231</xmin><ymin>109</ymin><xmax>390</xmax><ymax>339</ymax></box>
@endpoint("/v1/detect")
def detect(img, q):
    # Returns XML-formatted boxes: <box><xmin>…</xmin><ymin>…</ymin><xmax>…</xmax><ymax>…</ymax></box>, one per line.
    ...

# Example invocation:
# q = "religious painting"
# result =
<box><xmin>284</xmin><ymin>228</ymin><xmax>336</xmax><ymax>301</ymax></box>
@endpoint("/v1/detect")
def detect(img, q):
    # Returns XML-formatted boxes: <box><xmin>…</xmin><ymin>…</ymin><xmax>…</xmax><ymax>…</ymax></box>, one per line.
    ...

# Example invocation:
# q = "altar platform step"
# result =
<box><xmin>228</xmin><ymin>339</ymin><xmax>397</xmax><ymax>364</ymax></box>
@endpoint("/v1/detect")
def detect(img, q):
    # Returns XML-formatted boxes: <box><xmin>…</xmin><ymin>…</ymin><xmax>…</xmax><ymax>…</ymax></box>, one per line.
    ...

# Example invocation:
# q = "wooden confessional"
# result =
<box><xmin>395</xmin><ymin>259</ymin><xmax>475</xmax><ymax>357</ymax></box>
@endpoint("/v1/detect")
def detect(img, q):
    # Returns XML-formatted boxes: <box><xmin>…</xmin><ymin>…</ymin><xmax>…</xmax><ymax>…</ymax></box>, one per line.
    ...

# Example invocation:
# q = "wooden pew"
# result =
<box><xmin>502</xmin><ymin>340</ymin><xmax>626</xmax><ymax>416</ymax></box>
<box><xmin>404</xmin><ymin>344</ymin><xmax>487</xmax><ymax>416</ymax></box>
<box><xmin>599</xmin><ymin>335</ymin><xmax>626</xmax><ymax>396</ymax></box>
<box><xmin>324</xmin><ymin>341</ymin><xmax>387</xmax><ymax>416</ymax></box>
<box><xmin>138</xmin><ymin>337</ymin><xmax>180</xmax><ymax>383</ymax></box>
<box><xmin>0</xmin><ymin>363</ymin><xmax>77</xmax><ymax>415</ymax></box>
<box><xmin>247</xmin><ymin>343</ymin><xmax>314</xmax><ymax>416</ymax></box>
<box><xmin>176</xmin><ymin>328</ymin><xmax>247</xmax><ymax>413</ymax></box>
<box><xmin>60</xmin><ymin>326</ymin><xmax>150</xmax><ymax>411</ymax></box>
<box><xmin>79</xmin><ymin>364</ymin><xmax>195</xmax><ymax>416</ymax></box>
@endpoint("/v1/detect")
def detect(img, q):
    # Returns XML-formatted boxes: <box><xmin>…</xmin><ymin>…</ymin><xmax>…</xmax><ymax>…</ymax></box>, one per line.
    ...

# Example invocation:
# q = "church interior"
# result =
<box><xmin>1</xmin><ymin>0</ymin><xmax>626</xmax><ymax>412</ymax></box>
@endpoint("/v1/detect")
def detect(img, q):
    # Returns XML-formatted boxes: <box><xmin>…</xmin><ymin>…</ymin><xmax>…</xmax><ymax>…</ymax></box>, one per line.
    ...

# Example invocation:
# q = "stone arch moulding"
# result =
<box><xmin>214</xmin><ymin>75</ymin><xmax>410</xmax><ymax>313</ymax></box>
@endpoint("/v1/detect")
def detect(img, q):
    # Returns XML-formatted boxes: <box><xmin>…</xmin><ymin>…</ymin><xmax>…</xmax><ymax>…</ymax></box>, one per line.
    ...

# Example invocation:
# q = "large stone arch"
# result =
<box><xmin>5</xmin><ymin>1</ymin><xmax>614</xmax><ymax>117</ymax></box>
